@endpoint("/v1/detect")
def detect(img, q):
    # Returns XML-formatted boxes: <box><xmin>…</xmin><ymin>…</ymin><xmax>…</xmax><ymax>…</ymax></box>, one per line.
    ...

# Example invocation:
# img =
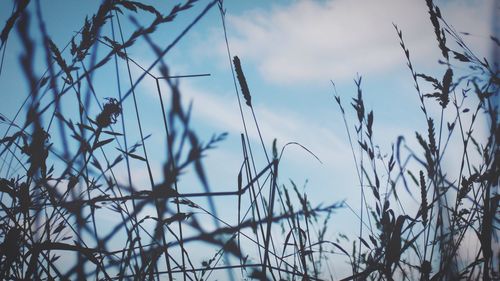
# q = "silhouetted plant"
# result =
<box><xmin>0</xmin><ymin>0</ymin><xmax>497</xmax><ymax>280</ymax></box>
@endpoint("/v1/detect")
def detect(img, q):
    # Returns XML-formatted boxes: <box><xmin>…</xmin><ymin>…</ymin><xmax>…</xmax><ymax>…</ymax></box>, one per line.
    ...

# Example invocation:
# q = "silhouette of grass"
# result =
<box><xmin>0</xmin><ymin>0</ymin><xmax>497</xmax><ymax>280</ymax></box>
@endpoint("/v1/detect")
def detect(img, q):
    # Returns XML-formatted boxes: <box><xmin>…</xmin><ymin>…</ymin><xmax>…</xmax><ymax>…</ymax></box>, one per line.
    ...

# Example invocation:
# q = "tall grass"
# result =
<box><xmin>331</xmin><ymin>3</ymin><xmax>498</xmax><ymax>279</ymax></box>
<box><xmin>0</xmin><ymin>0</ymin><xmax>497</xmax><ymax>280</ymax></box>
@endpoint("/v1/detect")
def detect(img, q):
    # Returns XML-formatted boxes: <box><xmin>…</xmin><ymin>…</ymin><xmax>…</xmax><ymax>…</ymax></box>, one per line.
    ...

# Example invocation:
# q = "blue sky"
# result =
<box><xmin>0</xmin><ymin>0</ymin><xmax>496</xmax><ymax>279</ymax></box>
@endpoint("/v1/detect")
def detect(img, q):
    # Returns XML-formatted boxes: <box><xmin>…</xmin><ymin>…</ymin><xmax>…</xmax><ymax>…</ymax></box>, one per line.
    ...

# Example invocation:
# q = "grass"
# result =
<box><xmin>0</xmin><ymin>0</ymin><xmax>498</xmax><ymax>280</ymax></box>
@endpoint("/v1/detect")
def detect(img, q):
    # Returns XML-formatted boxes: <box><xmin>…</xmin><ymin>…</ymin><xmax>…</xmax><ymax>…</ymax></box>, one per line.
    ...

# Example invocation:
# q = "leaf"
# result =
<box><xmin>452</xmin><ymin>51</ymin><xmax>470</xmax><ymax>62</ymax></box>
<box><xmin>93</xmin><ymin>138</ymin><xmax>114</xmax><ymax>150</ymax></box>
<box><xmin>142</xmin><ymin>134</ymin><xmax>152</xmax><ymax>141</ymax></box>
<box><xmin>359</xmin><ymin>237</ymin><xmax>371</xmax><ymax>249</ymax></box>
<box><xmin>71</xmin><ymin>134</ymin><xmax>90</xmax><ymax>152</ymax></box>
<box><xmin>77</xmin><ymin>123</ymin><xmax>95</xmax><ymax>132</ymax></box>
<box><xmin>39</xmin><ymin>76</ymin><xmax>50</xmax><ymax>88</ymax></box>
<box><xmin>491</xmin><ymin>36</ymin><xmax>500</xmax><ymax>47</ymax></box>
<box><xmin>369</xmin><ymin>235</ymin><xmax>378</xmax><ymax>247</ymax></box>
<box><xmin>330</xmin><ymin>241</ymin><xmax>349</xmax><ymax>256</ymax></box>
<box><xmin>101</xmin><ymin>130</ymin><xmax>123</xmax><ymax>136</ymax></box>
<box><xmin>130</xmin><ymin>153</ymin><xmax>148</xmax><ymax>162</ymax></box>
<box><xmin>109</xmin><ymin>154</ymin><xmax>123</xmax><ymax>168</ymax></box>
<box><xmin>117</xmin><ymin>148</ymin><xmax>147</xmax><ymax>162</ymax></box>
<box><xmin>53</xmin><ymin>222</ymin><xmax>66</xmax><ymax>234</ymax></box>
<box><xmin>91</xmin><ymin>158</ymin><xmax>102</xmax><ymax>170</ymax></box>
<box><xmin>447</xmin><ymin>122</ymin><xmax>455</xmax><ymax>131</ymax></box>
<box><xmin>50</xmin><ymin>255</ymin><xmax>61</xmax><ymax>263</ymax></box>
<box><xmin>358</xmin><ymin>140</ymin><xmax>368</xmax><ymax>152</ymax></box>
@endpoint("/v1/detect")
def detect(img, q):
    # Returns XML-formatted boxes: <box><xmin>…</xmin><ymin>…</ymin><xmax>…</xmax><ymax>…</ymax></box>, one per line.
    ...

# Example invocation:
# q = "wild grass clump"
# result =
<box><xmin>0</xmin><ymin>1</ymin><xmax>343</xmax><ymax>280</ymax></box>
<box><xmin>331</xmin><ymin>2</ymin><xmax>498</xmax><ymax>280</ymax></box>
<box><xmin>0</xmin><ymin>0</ymin><xmax>497</xmax><ymax>280</ymax></box>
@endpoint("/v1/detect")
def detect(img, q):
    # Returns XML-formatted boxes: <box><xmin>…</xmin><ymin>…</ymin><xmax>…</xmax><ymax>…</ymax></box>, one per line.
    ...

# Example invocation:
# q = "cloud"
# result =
<box><xmin>126</xmin><ymin>58</ymin><xmax>345</xmax><ymax>164</ymax></box>
<box><xmin>132</xmin><ymin>65</ymin><xmax>357</xmax><ymax>182</ymax></box>
<box><xmin>225</xmin><ymin>0</ymin><xmax>494</xmax><ymax>84</ymax></box>
<box><xmin>122</xmin><ymin>60</ymin><xmax>346</xmax><ymax>198</ymax></box>
<box><xmin>177</xmin><ymin>81</ymin><xmax>352</xmax><ymax>166</ymax></box>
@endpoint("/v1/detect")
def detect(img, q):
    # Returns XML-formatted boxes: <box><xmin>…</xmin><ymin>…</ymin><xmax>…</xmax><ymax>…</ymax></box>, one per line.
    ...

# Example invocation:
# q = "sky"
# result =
<box><xmin>0</xmin><ymin>0</ymin><xmax>497</xmax><ymax>279</ymax></box>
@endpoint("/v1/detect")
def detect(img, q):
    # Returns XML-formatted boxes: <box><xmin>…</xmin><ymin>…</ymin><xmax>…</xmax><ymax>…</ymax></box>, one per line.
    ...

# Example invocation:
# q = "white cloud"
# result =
<box><xmin>127</xmin><ymin>59</ymin><xmax>346</xmax><ymax>165</ymax></box>
<box><xmin>225</xmin><ymin>0</ymin><xmax>494</xmax><ymax>84</ymax></box>
<box><xmin>178</xmin><ymin>81</ymin><xmax>352</xmax><ymax>166</ymax></box>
